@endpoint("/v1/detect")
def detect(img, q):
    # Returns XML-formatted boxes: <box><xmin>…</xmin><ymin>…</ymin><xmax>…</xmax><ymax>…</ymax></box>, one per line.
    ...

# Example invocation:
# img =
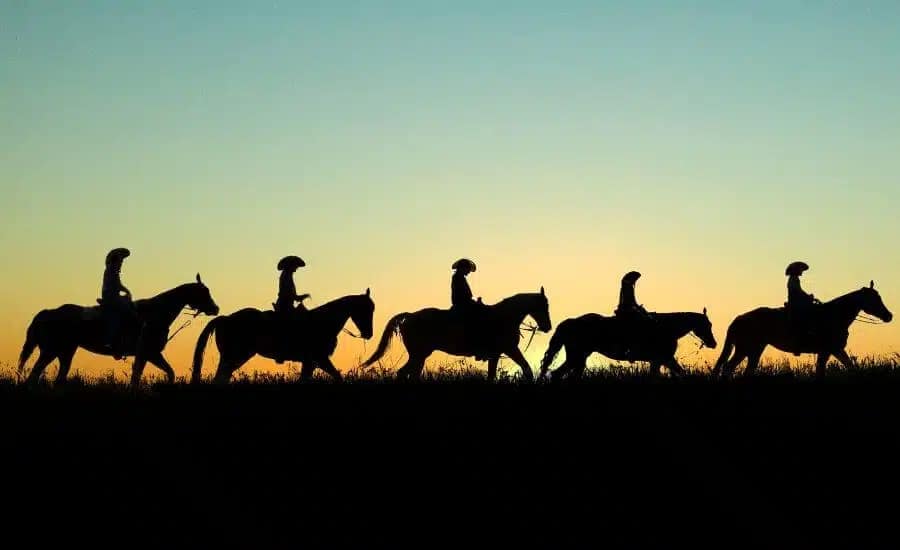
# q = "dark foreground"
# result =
<box><xmin>2</xmin><ymin>372</ymin><xmax>900</xmax><ymax>547</ymax></box>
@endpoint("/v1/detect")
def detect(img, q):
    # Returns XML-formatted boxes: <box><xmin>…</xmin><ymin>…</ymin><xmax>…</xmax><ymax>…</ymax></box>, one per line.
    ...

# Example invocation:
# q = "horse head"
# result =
<box><xmin>187</xmin><ymin>273</ymin><xmax>220</xmax><ymax>316</ymax></box>
<box><xmin>530</xmin><ymin>286</ymin><xmax>553</xmax><ymax>333</ymax></box>
<box><xmin>693</xmin><ymin>307</ymin><xmax>718</xmax><ymax>349</ymax></box>
<box><xmin>349</xmin><ymin>288</ymin><xmax>375</xmax><ymax>339</ymax></box>
<box><xmin>859</xmin><ymin>281</ymin><xmax>893</xmax><ymax>323</ymax></box>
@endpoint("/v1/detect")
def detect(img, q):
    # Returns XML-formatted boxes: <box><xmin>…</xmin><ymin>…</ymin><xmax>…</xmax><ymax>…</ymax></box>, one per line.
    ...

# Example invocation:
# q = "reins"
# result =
<box><xmin>167</xmin><ymin>308</ymin><xmax>202</xmax><ymax>343</ymax></box>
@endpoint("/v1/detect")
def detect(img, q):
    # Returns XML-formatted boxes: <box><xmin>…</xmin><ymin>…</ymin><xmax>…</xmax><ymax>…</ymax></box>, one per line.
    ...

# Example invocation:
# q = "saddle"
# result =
<box><xmin>450</xmin><ymin>302</ymin><xmax>492</xmax><ymax>359</ymax></box>
<box><xmin>86</xmin><ymin>302</ymin><xmax>135</xmax><ymax>320</ymax></box>
<box><xmin>783</xmin><ymin>304</ymin><xmax>822</xmax><ymax>355</ymax></box>
<box><xmin>612</xmin><ymin>313</ymin><xmax>658</xmax><ymax>360</ymax></box>
<box><xmin>83</xmin><ymin>305</ymin><xmax>105</xmax><ymax>322</ymax></box>
<box><xmin>269</xmin><ymin>305</ymin><xmax>309</xmax><ymax>320</ymax></box>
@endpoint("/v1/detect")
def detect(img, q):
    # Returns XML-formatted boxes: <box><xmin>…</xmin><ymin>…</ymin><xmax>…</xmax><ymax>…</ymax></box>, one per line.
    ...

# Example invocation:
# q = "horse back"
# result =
<box><xmin>574</xmin><ymin>313</ymin><xmax>610</xmax><ymax>324</ymax></box>
<box><xmin>735</xmin><ymin>307</ymin><xmax>782</xmax><ymax>323</ymax></box>
<box><xmin>33</xmin><ymin>303</ymin><xmax>101</xmax><ymax>323</ymax></box>
<box><xmin>222</xmin><ymin>307</ymin><xmax>268</xmax><ymax>323</ymax></box>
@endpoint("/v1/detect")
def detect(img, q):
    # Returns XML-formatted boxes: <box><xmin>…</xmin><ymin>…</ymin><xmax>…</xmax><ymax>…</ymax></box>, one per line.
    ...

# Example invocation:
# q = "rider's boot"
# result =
<box><xmin>274</xmin><ymin>326</ymin><xmax>289</xmax><ymax>364</ymax></box>
<box><xmin>111</xmin><ymin>334</ymin><xmax>125</xmax><ymax>361</ymax></box>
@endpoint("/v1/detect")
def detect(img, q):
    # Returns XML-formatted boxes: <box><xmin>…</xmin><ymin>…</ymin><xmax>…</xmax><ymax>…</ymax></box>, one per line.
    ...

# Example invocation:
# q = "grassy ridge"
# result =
<box><xmin>5</xmin><ymin>353</ymin><xmax>900</xmax><ymax>386</ymax></box>
<box><xmin>3</xmin><ymin>361</ymin><xmax>900</xmax><ymax>546</ymax></box>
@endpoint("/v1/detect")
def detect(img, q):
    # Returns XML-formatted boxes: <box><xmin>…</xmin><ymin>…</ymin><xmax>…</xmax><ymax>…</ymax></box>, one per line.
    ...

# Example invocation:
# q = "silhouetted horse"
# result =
<box><xmin>191</xmin><ymin>289</ymin><xmax>375</xmax><ymax>383</ymax></box>
<box><xmin>362</xmin><ymin>288</ymin><xmax>552</xmax><ymax>381</ymax></box>
<box><xmin>18</xmin><ymin>274</ymin><xmax>220</xmax><ymax>386</ymax></box>
<box><xmin>539</xmin><ymin>310</ymin><xmax>717</xmax><ymax>380</ymax></box>
<box><xmin>713</xmin><ymin>281</ymin><xmax>892</xmax><ymax>378</ymax></box>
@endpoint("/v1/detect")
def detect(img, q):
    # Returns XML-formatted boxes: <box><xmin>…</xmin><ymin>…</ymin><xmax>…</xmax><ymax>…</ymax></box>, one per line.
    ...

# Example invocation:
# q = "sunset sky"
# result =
<box><xmin>3</xmin><ymin>2</ymin><xmax>899</xmax><ymax>379</ymax></box>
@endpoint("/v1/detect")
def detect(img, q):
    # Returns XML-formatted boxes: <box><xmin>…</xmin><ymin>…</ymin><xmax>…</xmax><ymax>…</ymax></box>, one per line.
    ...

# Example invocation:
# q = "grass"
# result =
<box><xmin>4</xmin><ymin>355</ymin><xmax>900</xmax><ymax>546</ymax></box>
<box><xmin>5</xmin><ymin>354</ymin><xmax>900</xmax><ymax>389</ymax></box>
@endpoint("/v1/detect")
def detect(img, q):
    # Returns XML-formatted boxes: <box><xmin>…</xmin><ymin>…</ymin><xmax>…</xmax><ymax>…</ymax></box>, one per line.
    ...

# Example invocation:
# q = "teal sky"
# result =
<box><xmin>3</xmin><ymin>2</ymin><xmax>899</xmax><ymax>374</ymax></box>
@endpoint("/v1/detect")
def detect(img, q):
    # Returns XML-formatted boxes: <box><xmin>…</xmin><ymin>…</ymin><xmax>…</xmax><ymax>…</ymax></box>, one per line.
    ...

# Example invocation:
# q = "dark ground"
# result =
<box><xmin>2</xmin><ymin>373</ymin><xmax>899</xmax><ymax>547</ymax></box>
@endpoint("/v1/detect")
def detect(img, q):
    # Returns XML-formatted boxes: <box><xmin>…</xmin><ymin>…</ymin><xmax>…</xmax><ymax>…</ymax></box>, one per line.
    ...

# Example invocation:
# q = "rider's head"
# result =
<box><xmin>277</xmin><ymin>255</ymin><xmax>306</xmax><ymax>273</ymax></box>
<box><xmin>106</xmin><ymin>248</ymin><xmax>130</xmax><ymax>267</ymax></box>
<box><xmin>785</xmin><ymin>261</ymin><xmax>809</xmax><ymax>278</ymax></box>
<box><xmin>621</xmin><ymin>271</ymin><xmax>641</xmax><ymax>287</ymax></box>
<box><xmin>452</xmin><ymin>258</ymin><xmax>477</xmax><ymax>276</ymax></box>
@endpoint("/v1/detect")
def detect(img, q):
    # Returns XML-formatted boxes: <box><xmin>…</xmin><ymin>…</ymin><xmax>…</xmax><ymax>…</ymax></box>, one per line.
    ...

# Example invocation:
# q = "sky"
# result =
<box><xmin>2</xmin><ymin>1</ymin><xmax>899</xmax><ymax>380</ymax></box>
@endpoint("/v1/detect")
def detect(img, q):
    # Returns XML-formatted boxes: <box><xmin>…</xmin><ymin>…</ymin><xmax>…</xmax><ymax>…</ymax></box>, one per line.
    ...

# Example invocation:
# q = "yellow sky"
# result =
<box><xmin>3</xmin><ymin>3</ymin><xmax>900</xmax><ymax>379</ymax></box>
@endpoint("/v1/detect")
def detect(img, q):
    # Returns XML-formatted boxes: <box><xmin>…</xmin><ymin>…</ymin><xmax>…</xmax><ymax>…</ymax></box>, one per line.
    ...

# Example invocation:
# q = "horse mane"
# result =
<box><xmin>653</xmin><ymin>311</ymin><xmax>707</xmax><ymax>321</ymax></box>
<box><xmin>134</xmin><ymin>282</ymin><xmax>198</xmax><ymax>307</ymax></box>
<box><xmin>309</xmin><ymin>293</ymin><xmax>367</xmax><ymax>315</ymax></box>
<box><xmin>822</xmin><ymin>286</ymin><xmax>868</xmax><ymax>308</ymax></box>
<box><xmin>493</xmin><ymin>292</ymin><xmax>542</xmax><ymax>308</ymax></box>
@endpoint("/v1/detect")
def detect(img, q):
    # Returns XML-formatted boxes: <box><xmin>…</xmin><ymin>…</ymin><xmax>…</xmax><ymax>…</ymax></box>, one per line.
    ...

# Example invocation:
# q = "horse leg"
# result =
<box><xmin>832</xmin><ymin>349</ymin><xmax>855</xmax><ymax>371</ymax></box>
<box><xmin>551</xmin><ymin>347</ymin><xmax>584</xmax><ymax>381</ymax></box>
<box><xmin>550</xmin><ymin>360</ymin><xmax>571</xmax><ymax>382</ymax></box>
<box><xmin>722</xmin><ymin>346</ymin><xmax>750</xmax><ymax>378</ymax></box>
<box><xmin>665</xmin><ymin>357</ymin><xmax>684</xmax><ymax>377</ymax></box>
<box><xmin>146</xmin><ymin>352</ymin><xmax>176</xmax><ymax>384</ymax></box>
<box><xmin>648</xmin><ymin>362</ymin><xmax>662</xmax><ymax>377</ymax></box>
<box><xmin>570</xmin><ymin>351</ymin><xmax>590</xmax><ymax>381</ymax></box>
<box><xmin>300</xmin><ymin>362</ymin><xmax>316</xmax><ymax>381</ymax></box>
<box><xmin>396</xmin><ymin>361</ymin><xmax>411</xmax><ymax>381</ymax></box>
<box><xmin>397</xmin><ymin>354</ymin><xmax>426</xmax><ymax>381</ymax></box>
<box><xmin>54</xmin><ymin>348</ymin><xmax>77</xmax><ymax>385</ymax></box>
<box><xmin>213</xmin><ymin>353</ymin><xmax>250</xmax><ymax>384</ymax></box>
<box><xmin>742</xmin><ymin>351</ymin><xmax>763</xmax><ymax>377</ymax></box>
<box><xmin>504</xmin><ymin>347</ymin><xmax>534</xmax><ymax>382</ymax></box>
<box><xmin>487</xmin><ymin>357</ymin><xmax>499</xmax><ymax>382</ymax></box>
<box><xmin>815</xmin><ymin>353</ymin><xmax>831</xmax><ymax>379</ymax></box>
<box><xmin>317</xmin><ymin>358</ymin><xmax>344</xmax><ymax>382</ymax></box>
<box><xmin>25</xmin><ymin>351</ymin><xmax>56</xmax><ymax>385</ymax></box>
<box><xmin>131</xmin><ymin>357</ymin><xmax>147</xmax><ymax>387</ymax></box>
<box><xmin>213</xmin><ymin>359</ymin><xmax>235</xmax><ymax>384</ymax></box>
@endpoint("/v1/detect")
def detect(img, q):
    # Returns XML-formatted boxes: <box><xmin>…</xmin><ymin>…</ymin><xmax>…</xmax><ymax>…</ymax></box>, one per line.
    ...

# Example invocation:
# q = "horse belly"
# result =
<box><xmin>419</xmin><ymin>323</ymin><xmax>470</xmax><ymax>357</ymax></box>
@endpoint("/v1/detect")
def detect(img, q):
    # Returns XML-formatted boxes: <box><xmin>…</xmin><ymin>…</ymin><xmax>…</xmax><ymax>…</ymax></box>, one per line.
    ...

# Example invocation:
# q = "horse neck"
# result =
<box><xmin>493</xmin><ymin>294</ymin><xmax>534</xmax><ymax>325</ymax></box>
<box><xmin>823</xmin><ymin>290</ymin><xmax>865</xmax><ymax>328</ymax></box>
<box><xmin>139</xmin><ymin>284</ymin><xmax>193</xmax><ymax>325</ymax></box>
<box><xmin>654</xmin><ymin>312</ymin><xmax>702</xmax><ymax>339</ymax></box>
<box><xmin>313</xmin><ymin>296</ymin><xmax>355</xmax><ymax>333</ymax></box>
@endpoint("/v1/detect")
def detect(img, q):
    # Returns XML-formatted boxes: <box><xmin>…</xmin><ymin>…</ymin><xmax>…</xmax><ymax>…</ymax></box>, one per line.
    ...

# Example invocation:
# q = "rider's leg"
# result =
<box><xmin>105</xmin><ymin>307</ymin><xmax>125</xmax><ymax>359</ymax></box>
<box><xmin>275</xmin><ymin>313</ymin><xmax>289</xmax><ymax>364</ymax></box>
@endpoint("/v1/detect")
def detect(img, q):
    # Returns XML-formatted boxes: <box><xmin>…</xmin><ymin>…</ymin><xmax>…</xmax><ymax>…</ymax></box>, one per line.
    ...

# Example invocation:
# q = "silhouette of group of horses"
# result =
<box><xmin>17</xmin><ymin>272</ymin><xmax>894</xmax><ymax>386</ymax></box>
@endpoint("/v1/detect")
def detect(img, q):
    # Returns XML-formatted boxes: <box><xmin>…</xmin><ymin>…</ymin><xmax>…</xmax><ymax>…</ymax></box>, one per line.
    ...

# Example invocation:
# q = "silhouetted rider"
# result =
<box><xmin>785</xmin><ymin>261</ymin><xmax>818</xmax><ymax>349</ymax></box>
<box><xmin>615</xmin><ymin>271</ymin><xmax>650</xmax><ymax>319</ymax></box>
<box><xmin>451</xmin><ymin>258</ymin><xmax>488</xmax><ymax>355</ymax></box>
<box><xmin>614</xmin><ymin>270</ymin><xmax>653</xmax><ymax>359</ymax></box>
<box><xmin>786</xmin><ymin>261</ymin><xmax>816</xmax><ymax>307</ymax></box>
<box><xmin>451</xmin><ymin>258</ymin><xmax>477</xmax><ymax>308</ymax></box>
<box><xmin>99</xmin><ymin>247</ymin><xmax>139</xmax><ymax>360</ymax></box>
<box><xmin>273</xmin><ymin>255</ymin><xmax>309</xmax><ymax>364</ymax></box>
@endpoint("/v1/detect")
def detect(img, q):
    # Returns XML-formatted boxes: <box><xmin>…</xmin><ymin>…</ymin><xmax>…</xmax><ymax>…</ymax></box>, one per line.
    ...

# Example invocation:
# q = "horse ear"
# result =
<box><xmin>870</xmin><ymin>280</ymin><xmax>875</xmax><ymax>289</ymax></box>
<box><xmin>366</xmin><ymin>287</ymin><xmax>371</xmax><ymax>297</ymax></box>
<box><xmin>703</xmin><ymin>307</ymin><xmax>707</xmax><ymax>316</ymax></box>
<box><xmin>196</xmin><ymin>273</ymin><xmax>202</xmax><ymax>284</ymax></box>
<box><xmin>540</xmin><ymin>286</ymin><xmax>545</xmax><ymax>296</ymax></box>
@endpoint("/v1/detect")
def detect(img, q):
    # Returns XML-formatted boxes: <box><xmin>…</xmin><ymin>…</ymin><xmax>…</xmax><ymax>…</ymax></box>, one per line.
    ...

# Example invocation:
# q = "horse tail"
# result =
<box><xmin>18</xmin><ymin>310</ymin><xmax>48</xmax><ymax>375</ymax></box>
<box><xmin>712</xmin><ymin>322</ymin><xmax>736</xmax><ymax>374</ymax></box>
<box><xmin>191</xmin><ymin>317</ymin><xmax>222</xmax><ymax>383</ymax></box>
<box><xmin>362</xmin><ymin>313</ymin><xmax>408</xmax><ymax>367</ymax></box>
<box><xmin>540</xmin><ymin>318</ymin><xmax>571</xmax><ymax>374</ymax></box>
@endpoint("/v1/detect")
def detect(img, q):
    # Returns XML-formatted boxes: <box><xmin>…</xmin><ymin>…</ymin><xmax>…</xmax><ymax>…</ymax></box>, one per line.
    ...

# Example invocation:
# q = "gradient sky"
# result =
<box><xmin>3</xmin><ymin>1</ymin><xmax>899</xmax><ymax>379</ymax></box>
